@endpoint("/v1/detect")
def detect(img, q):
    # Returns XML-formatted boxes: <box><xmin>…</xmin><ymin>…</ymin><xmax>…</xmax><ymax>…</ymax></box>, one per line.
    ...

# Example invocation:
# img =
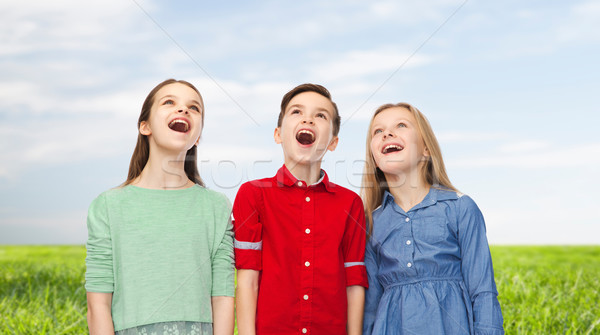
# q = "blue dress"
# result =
<box><xmin>363</xmin><ymin>188</ymin><xmax>504</xmax><ymax>335</ymax></box>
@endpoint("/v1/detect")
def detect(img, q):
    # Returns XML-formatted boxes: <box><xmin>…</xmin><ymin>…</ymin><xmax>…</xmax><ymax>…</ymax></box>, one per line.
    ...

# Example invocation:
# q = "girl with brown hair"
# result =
<box><xmin>85</xmin><ymin>79</ymin><xmax>234</xmax><ymax>335</ymax></box>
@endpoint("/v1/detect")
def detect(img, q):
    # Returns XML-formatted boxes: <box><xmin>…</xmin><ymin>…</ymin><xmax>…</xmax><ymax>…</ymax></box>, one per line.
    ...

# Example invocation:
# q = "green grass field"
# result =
<box><xmin>1</xmin><ymin>245</ymin><xmax>599</xmax><ymax>334</ymax></box>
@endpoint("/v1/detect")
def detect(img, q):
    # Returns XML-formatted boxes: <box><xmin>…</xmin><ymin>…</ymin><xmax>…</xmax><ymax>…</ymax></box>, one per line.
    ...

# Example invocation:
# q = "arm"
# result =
<box><xmin>85</xmin><ymin>194</ymin><xmax>115</xmax><ymax>334</ymax></box>
<box><xmin>363</xmin><ymin>239</ymin><xmax>383</xmax><ymax>335</ymax></box>
<box><xmin>232</xmin><ymin>183</ymin><xmax>263</xmax><ymax>335</ymax></box>
<box><xmin>212</xmin><ymin>296</ymin><xmax>235</xmax><ymax>335</ymax></box>
<box><xmin>346</xmin><ymin>285</ymin><xmax>365</xmax><ymax>335</ymax></box>
<box><xmin>236</xmin><ymin>269</ymin><xmax>260</xmax><ymax>335</ymax></box>
<box><xmin>458</xmin><ymin>196</ymin><xmax>504</xmax><ymax>335</ymax></box>
<box><xmin>211</xmin><ymin>196</ymin><xmax>236</xmax><ymax>335</ymax></box>
<box><xmin>341</xmin><ymin>196</ymin><xmax>369</xmax><ymax>333</ymax></box>
<box><xmin>86</xmin><ymin>292</ymin><xmax>114</xmax><ymax>335</ymax></box>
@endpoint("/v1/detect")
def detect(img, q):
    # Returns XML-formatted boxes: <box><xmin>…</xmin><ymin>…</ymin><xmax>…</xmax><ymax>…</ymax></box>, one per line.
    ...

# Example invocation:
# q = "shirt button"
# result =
<box><xmin>303</xmin><ymin>294</ymin><xmax>309</xmax><ymax>300</ymax></box>
<box><xmin>305</xmin><ymin>228</ymin><xmax>311</xmax><ymax>234</ymax></box>
<box><xmin>305</xmin><ymin>196</ymin><xmax>310</xmax><ymax>202</ymax></box>
<box><xmin>297</xmin><ymin>181</ymin><xmax>303</xmax><ymax>187</ymax></box>
<box><xmin>406</xmin><ymin>240</ymin><xmax>411</xmax><ymax>245</ymax></box>
<box><xmin>305</xmin><ymin>261</ymin><xmax>310</xmax><ymax>267</ymax></box>
<box><xmin>302</xmin><ymin>328</ymin><xmax>307</xmax><ymax>334</ymax></box>
<box><xmin>407</xmin><ymin>262</ymin><xmax>412</xmax><ymax>268</ymax></box>
<box><xmin>405</xmin><ymin>217</ymin><xmax>410</xmax><ymax>222</ymax></box>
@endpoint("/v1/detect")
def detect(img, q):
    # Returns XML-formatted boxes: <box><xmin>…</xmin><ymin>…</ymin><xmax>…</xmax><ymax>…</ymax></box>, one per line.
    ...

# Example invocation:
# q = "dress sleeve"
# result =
<box><xmin>363</xmin><ymin>237</ymin><xmax>383</xmax><ymax>335</ymax></box>
<box><xmin>457</xmin><ymin>195</ymin><xmax>505</xmax><ymax>335</ymax></box>
<box><xmin>211</xmin><ymin>195</ymin><xmax>235</xmax><ymax>297</ymax></box>
<box><xmin>232</xmin><ymin>182</ymin><xmax>263</xmax><ymax>270</ymax></box>
<box><xmin>342</xmin><ymin>195</ymin><xmax>368</xmax><ymax>287</ymax></box>
<box><xmin>85</xmin><ymin>193</ymin><xmax>114</xmax><ymax>293</ymax></box>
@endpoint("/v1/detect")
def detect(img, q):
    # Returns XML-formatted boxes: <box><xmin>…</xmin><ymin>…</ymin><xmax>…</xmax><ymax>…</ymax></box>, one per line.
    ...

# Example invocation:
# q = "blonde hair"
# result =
<box><xmin>360</xmin><ymin>103</ymin><xmax>457</xmax><ymax>236</ymax></box>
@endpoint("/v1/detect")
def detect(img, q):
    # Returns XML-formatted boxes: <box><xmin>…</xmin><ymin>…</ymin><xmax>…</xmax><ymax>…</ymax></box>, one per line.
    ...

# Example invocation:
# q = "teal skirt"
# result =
<box><xmin>116</xmin><ymin>321</ymin><xmax>212</xmax><ymax>335</ymax></box>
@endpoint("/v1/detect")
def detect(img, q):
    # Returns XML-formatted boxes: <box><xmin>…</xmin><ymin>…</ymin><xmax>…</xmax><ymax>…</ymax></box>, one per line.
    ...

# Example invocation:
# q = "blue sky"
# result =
<box><xmin>1</xmin><ymin>0</ymin><xmax>599</xmax><ymax>244</ymax></box>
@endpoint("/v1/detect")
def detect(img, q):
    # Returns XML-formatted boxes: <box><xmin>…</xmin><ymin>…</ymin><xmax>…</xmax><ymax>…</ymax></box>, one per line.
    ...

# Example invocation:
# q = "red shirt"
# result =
<box><xmin>233</xmin><ymin>165</ymin><xmax>368</xmax><ymax>335</ymax></box>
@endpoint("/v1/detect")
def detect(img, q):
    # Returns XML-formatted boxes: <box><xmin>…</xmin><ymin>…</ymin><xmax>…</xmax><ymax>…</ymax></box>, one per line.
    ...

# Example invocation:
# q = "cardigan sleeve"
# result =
<box><xmin>85</xmin><ymin>193</ymin><xmax>114</xmax><ymax>293</ymax></box>
<box><xmin>211</xmin><ymin>194</ymin><xmax>235</xmax><ymax>297</ymax></box>
<box><xmin>457</xmin><ymin>195</ymin><xmax>504</xmax><ymax>335</ymax></box>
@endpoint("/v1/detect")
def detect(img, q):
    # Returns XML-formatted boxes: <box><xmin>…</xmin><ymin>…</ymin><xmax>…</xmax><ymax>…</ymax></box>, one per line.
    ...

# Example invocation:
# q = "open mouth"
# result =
<box><xmin>296</xmin><ymin>129</ymin><xmax>315</xmax><ymax>145</ymax></box>
<box><xmin>168</xmin><ymin>119</ymin><xmax>189</xmax><ymax>133</ymax></box>
<box><xmin>382</xmin><ymin>144</ymin><xmax>403</xmax><ymax>154</ymax></box>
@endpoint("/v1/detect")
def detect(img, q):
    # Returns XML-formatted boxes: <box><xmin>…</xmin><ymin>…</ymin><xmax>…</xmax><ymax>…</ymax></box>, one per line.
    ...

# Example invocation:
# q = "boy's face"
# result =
<box><xmin>274</xmin><ymin>91</ymin><xmax>338</xmax><ymax>166</ymax></box>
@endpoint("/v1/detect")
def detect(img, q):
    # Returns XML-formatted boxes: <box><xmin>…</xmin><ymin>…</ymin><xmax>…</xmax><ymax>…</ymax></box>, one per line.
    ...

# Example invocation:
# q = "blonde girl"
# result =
<box><xmin>85</xmin><ymin>79</ymin><xmax>234</xmax><ymax>335</ymax></box>
<box><xmin>362</xmin><ymin>103</ymin><xmax>504</xmax><ymax>334</ymax></box>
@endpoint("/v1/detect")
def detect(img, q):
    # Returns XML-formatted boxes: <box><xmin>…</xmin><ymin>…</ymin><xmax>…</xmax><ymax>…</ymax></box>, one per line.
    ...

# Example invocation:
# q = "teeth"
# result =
<box><xmin>383</xmin><ymin>144</ymin><xmax>403</xmax><ymax>153</ymax></box>
<box><xmin>298</xmin><ymin>129</ymin><xmax>314</xmax><ymax>140</ymax></box>
<box><xmin>169</xmin><ymin>119</ymin><xmax>189</xmax><ymax>132</ymax></box>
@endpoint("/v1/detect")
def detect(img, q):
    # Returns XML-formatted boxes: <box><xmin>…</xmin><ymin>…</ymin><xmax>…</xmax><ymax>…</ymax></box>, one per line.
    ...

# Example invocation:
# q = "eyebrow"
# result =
<box><xmin>288</xmin><ymin>104</ymin><xmax>332</xmax><ymax>114</ymax></box>
<box><xmin>159</xmin><ymin>95</ymin><xmax>203</xmax><ymax>107</ymax></box>
<box><xmin>372</xmin><ymin>118</ymin><xmax>412</xmax><ymax>128</ymax></box>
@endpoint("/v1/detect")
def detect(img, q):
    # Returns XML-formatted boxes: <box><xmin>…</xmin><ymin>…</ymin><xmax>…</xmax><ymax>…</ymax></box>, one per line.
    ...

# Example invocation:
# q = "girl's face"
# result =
<box><xmin>140</xmin><ymin>83</ymin><xmax>204</xmax><ymax>155</ymax></box>
<box><xmin>370</xmin><ymin>107</ymin><xmax>429</xmax><ymax>179</ymax></box>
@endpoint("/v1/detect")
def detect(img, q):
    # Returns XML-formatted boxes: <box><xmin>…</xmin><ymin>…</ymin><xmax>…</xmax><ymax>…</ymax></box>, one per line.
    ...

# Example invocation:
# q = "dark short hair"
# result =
<box><xmin>278</xmin><ymin>83</ymin><xmax>341</xmax><ymax>136</ymax></box>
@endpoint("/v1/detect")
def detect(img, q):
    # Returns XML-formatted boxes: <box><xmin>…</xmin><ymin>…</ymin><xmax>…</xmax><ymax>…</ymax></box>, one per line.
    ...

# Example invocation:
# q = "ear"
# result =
<box><xmin>423</xmin><ymin>146</ymin><xmax>430</xmax><ymax>157</ymax></box>
<box><xmin>274</xmin><ymin>127</ymin><xmax>282</xmax><ymax>144</ymax></box>
<box><xmin>139</xmin><ymin>121</ymin><xmax>151</xmax><ymax>136</ymax></box>
<box><xmin>327</xmin><ymin>136</ymin><xmax>339</xmax><ymax>152</ymax></box>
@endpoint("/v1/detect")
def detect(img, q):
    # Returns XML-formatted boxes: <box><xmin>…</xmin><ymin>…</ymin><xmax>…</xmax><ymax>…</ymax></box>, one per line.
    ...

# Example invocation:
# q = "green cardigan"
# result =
<box><xmin>85</xmin><ymin>185</ymin><xmax>234</xmax><ymax>331</ymax></box>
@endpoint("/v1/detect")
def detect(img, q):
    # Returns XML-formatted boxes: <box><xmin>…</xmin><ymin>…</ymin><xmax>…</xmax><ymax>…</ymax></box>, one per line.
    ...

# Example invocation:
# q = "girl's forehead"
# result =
<box><xmin>156</xmin><ymin>83</ymin><xmax>202</xmax><ymax>102</ymax></box>
<box><xmin>373</xmin><ymin>107</ymin><xmax>415</xmax><ymax>124</ymax></box>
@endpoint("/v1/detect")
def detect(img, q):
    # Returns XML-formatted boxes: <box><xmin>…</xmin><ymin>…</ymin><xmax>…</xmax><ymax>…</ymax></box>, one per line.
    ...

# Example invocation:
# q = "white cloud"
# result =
<box><xmin>0</xmin><ymin>210</ymin><xmax>88</xmax><ymax>244</ymax></box>
<box><xmin>497</xmin><ymin>140</ymin><xmax>550</xmax><ymax>154</ymax></box>
<box><xmin>0</xmin><ymin>0</ymin><xmax>146</xmax><ymax>56</ymax></box>
<box><xmin>485</xmin><ymin>203</ymin><xmax>600</xmax><ymax>245</ymax></box>
<box><xmin>459</xmin><ymin>0</ymin><xmax>600</xmax><ymax>60</ymax></box>
<box><xmin>368</xmin><ymin>0</ymin><xmax>468</xmax><ymax>23</ymax></box>
<box><xmin>557</xmin><ymin>1</ymin><xmax>600</xmax><ymax>43</ymax></box>
<box><xmin>449</xmin><ymin>143</ymin><xmax>600</xmax><ymax>169</ymax></box>
<box><xmin>437</xmin><ymin>131</ymin><xmax>509</xmax><ymax>143</ymax></box>
<box><xmin>309</xmin><ymin>48</ymin><xmax>435</xmax><ymax>82</ymax></box>
<box><xmin>0</xmin><ymin>116</ymin><xmax>136</xmax><ymax>179</ymax></box>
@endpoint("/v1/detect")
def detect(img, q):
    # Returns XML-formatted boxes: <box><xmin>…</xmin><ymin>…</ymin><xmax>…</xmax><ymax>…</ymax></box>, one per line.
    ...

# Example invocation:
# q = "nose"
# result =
<box><xmin>302</xmin><ymin>119</ymin><xmax>314</xmax><ymax>125</ymax></box>
<box><xmin>177</xmin><ymin>108</ymin><xmax>189</xmax><ymax>115</ymax></box>
<box><xmin>383</xmin><ymin>131</ymin><xmax>394</xmax><ymax>138</ymax></box>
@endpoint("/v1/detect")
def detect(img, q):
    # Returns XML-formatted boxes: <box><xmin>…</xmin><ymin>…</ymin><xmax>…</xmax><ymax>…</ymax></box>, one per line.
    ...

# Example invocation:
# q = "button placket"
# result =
<box><xmin>403</xmin><ymin>214</ymin><xmax>416</xmax><ymax>274</ymax></box>
<box><xmin>300</xmin><ymin>188</ymin><xmax>314</xmax><ymax>326</ymax></box>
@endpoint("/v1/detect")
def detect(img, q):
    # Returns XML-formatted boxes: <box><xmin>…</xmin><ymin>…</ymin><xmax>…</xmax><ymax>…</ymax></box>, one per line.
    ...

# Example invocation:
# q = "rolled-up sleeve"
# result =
<box><xmin>211</xmin><ymin>196</ymin><xmax>235</xmax><ymax>297</ymax></box>
<box><xmin>458</xmin><ymin>196</ymin><xmax>504</xmax><ymax>335</ymax></box>
<box><xmin>233</xmin><ymin>183</ymin><xmax>263</xmax><ymax>270</ymax></box>
<box><xmin>342</xmin><ymin>196</ymin><xmax>368</xmax><ymax>287</ymax></box>
<box><xmin>85</xmin><ymin>193</ymin><xmax>114</xmax><ymax>293</ymax></box>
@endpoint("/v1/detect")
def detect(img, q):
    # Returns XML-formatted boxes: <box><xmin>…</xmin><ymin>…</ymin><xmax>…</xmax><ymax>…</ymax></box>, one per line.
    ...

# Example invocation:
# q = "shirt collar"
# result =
<box><xmin>276</xmin><ymin>164</ymin><xmax>336</xmax><ymax>193</ymax></box>
<box><xmin>380</xmin><ymin>185</ymin><xmax>459</xmax><ymax>213</ymax></box>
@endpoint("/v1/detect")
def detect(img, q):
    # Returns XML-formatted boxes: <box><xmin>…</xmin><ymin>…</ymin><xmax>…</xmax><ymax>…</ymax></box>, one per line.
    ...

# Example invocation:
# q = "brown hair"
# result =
<box><xmin>278</xmin><ymin>83</ymin><xmax>341</xmax><ymax>136</ymax></box>
<box><xmin>123</xmin><ymin>79</ymin><xmax>205</xmax><ymax>187</ymax></box>
<box><xmin>361</xmin><ymin>103</ymin><xmax>457</xmax><ymax>236</ymax></box>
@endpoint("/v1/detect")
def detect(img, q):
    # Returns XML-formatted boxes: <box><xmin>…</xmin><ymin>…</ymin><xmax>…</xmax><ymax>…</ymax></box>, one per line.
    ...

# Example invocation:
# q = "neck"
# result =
<box><xmin>285</xmin><ymin>160</ymin><xmax>323</xmax><ymax>185</ymax></box>
<box><xmin>385</xmin><ymin>169</ymin><xmax>430</xmax><ymax>212</ymax></box>
<box><xmin>133</xmin><ymin>149</ymin><xmax>193</xmax><ymax>190</ymax></box>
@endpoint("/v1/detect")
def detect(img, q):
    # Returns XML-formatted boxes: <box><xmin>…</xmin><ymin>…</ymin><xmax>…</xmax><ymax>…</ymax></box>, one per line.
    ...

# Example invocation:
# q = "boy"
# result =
<box><xmin>234</xmin><ymin>83</ymin><xmax>368</xmax><ymax>335</ymax></box>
